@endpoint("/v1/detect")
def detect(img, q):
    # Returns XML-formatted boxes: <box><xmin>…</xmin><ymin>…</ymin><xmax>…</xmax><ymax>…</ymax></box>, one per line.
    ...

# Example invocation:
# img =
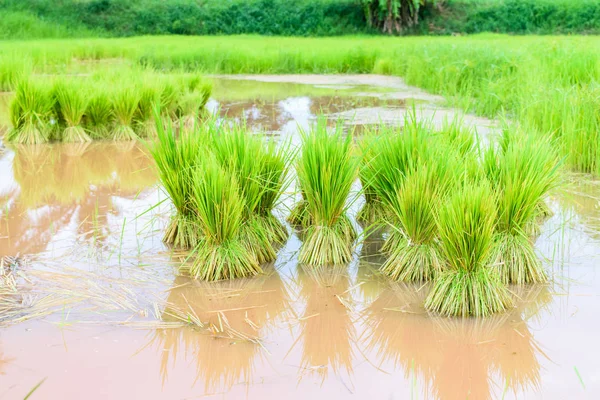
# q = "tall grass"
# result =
<box><xmin>425</xmin><ymin>183</ymin><xmax>513</xmax><ymax>317</ymax></box>
<box><xmin>295</xmin><ymin>119</ymin><xmax>358</xmax><ymax>266</ymax></box>
<box><xmin>2</xmin><ymin>34</ymin><xmax>600</xmax><ymax>171</ymax></box>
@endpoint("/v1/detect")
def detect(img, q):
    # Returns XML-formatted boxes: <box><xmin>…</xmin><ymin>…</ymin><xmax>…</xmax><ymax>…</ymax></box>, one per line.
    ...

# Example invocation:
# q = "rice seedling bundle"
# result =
<box><xmin>85</xmin><ymin>91</ymin><xmax>113</xmax><ymax>139</ymax></box>
<box><xmin>175</xmin><ymin>75</ymin><xmax>212</xmax><ymax>131</ymax></box>
<box><xmin>379</xmin><ymin>147</ymin><xmax>460</xmax><ymax>282</ymax></box>
<box><xmin>6</xmin><ymin>72</ymin><xmax>212</xmax><ymax>144</ymax></box>
<box><xmin>187</xmin><ymin>154</ymin><xmax>261</xmax><ymax>281</ymax></box>
<box><xmin>255</xmin><ymin>141</ymin><xmax>292</xmax><ymax>245</ymax></box>
<box><xmin>295</xmin><ymin>120</ymin><xmax>358</xmax><ymax>266</ymax></box>
<box><xmin>111</xmin><ymin>85</ymin><xmax>140</xmax><ymax>141</ymax></box>
<box><xmin>53</xmin><ymin>79</ymin><xmax>91</xmax><ymax>143</ymax></box>
<box><xmin>5</xmin><ymin>79</ymin><xmax>55</xmax><ymax>145</ymax></box>
<box><xmin>150</xmin><ymin>118</ymin><xmax>203</xmax><ymax>249</ymax></box>
<box><xmin>486</xmin><ymin>134</ymin><xmax>561</xmax><ymax>284</ymax></box>
<box><xmin>211</xmin><ymin>125</ymin><xmax>290</xmax><ymax>263</ymax></box>
<box><xmin>134</xmin><ymin>82</ymin><xmax>162</xmax><ymax>137</ymax></box>
<box><xmin>425</xmin><ymin>183</ymin><xmax>513</xmax><ymax>317</ymax></box>
<box><xmin>365</xmin><ymin>120</ymin><xmax>430</xmax><ymax>255</ymax></box>
<box><xmin>356</xmin><ymin>129</ymin><xmax>387</xmax><ymax>226</ymax></box>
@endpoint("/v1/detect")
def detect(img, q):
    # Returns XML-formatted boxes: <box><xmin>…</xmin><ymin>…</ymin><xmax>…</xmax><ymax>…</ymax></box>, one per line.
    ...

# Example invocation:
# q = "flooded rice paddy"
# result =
<box><xmin>0</xmin><ymin>75</ymin><xmax>599</xmax><ymax>399</ymax></box>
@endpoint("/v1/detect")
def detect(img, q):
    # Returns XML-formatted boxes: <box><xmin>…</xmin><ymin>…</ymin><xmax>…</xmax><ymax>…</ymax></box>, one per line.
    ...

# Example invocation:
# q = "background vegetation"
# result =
<box><xmin>1</xmin><ymin>0</ymin><xmax>599</xmax><ymax>39</ymax></box>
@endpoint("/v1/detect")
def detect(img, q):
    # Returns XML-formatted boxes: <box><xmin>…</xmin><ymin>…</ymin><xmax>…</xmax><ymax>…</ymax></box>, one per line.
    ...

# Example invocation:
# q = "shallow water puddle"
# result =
<box><xmin>0</xmin><ymin>76</ymin><xmax>599</xmax><ymax>399</ymax></box>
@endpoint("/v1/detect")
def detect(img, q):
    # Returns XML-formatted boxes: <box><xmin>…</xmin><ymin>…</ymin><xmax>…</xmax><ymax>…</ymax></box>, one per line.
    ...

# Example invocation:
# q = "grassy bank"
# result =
<box><xmin>1</xmin><ymin>34</ymin><xmax>599</xmax><ymax>172</ymax></box>
<box><xmin>1</xmin><ymin>0</ymin><xmax>599</xmax><ymax>38</ymax></box>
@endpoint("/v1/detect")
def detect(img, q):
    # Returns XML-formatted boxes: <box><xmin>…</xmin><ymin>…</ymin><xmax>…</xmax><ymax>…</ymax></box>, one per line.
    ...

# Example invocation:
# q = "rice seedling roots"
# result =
<box><xmin>163</xmin><ymin>214</ymin><xmax>202</xmax><ymax>250</ymax></box>
<box><xmin>186</xmin><ymin>239</ymin><xmax>262</xmax><ymax>281</ymax></box>
<box><xmin>425</xmin><ymin>269</ymin><xmax>513</xmax><ymax>318</ymax></box>
<box><xmin>298</xmin><ymin>217</ymin><xmax>356</xmax><ymax>266</ymax></box>
<box><xmin>493</xmin><ymin>232</ymin><xmax>547</xmax><ymax>285</ymax></box>
<box><xmin>380</xmin><ymin>236</ymin><xmax>443</xmax><ymax>282</ymax></box>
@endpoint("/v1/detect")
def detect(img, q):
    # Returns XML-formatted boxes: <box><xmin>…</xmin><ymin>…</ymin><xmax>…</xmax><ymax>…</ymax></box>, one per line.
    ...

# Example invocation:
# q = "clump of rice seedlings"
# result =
<box><xmin>487</xmin><ymin>135</ymin><xmax>561</xmax><ymax>284</ymax></box>
<box><xmin>159</xmin><ymin>79</ymin><xmax>182</xmax><ymax>119</ymax></box>
<box><xmin>211</xmin><ymin>125</ymin><xmax>286</xmax><ymax>263</ymax></box>
<box><xmin>187</xmin><ymin>154</ymin><xmax>261</xmax><ymax>281</ymax></box>
<box><xmin>53</xmin><ymin>80</ymin><xmax>91</xmax><ymax>143</ymax></box>
<box><xmin>175</xmin><ymin>76</ymin><xmax>212</xmax><ymax>131</ymax></box>
<box><xmin>5</xmin><ymin>80</ymin><xmax>55</xmax><ymax>144</ymax></box>
<box><xmin>436</xmin><ymin>116</ymin><xmax>479</xmax><ymax>158</ymax></box>
<box><xmin>85</xmin><ymin>91</ymin><xmax>113</xmax><ymax>139</ymax></box>
<box><xmin>365</xmin><ymin>121</ymin><xmax>430</xmax><ymax>254</ymax></box>
<box><xmin>150</xmin><ymin>118</ymin><xmax>202</xmax><ymax>249</ymax></box>
<box><xmin>379</xmin><ymin>150</ymin><xmax>459</xmax><ymax>282</ymax></box>
<box><xmin>176</xmin><ymin>92</ymin><xmax>205</xmax><ymax>132</ymax></box>
<box><xmin>356</xmin><ymin>129</ymin><xmax>386</xmax><ymax>226</ymax></box>
<box><xmin>134</xmin><ymin>83</ymin><xmax>161</xmax><ymax>137</ymax></box>
<box><xmin>295</xmin><ymin>120</ymin><xmax>358</xmax><ymax>266</ymax></box>
<box><xmin>255</xmin><ymin>141</ymin><xmax>292</xmax><ymax>245</ymax></box>
<box><xmin>425</xmin><ymin>183</ymin><xmax>513</xmax><ymax>317</ymax></box>
<box><xmin>287</xmin><ymin>191</ymin><xmax>311</xmax><ymax>228</ymax></box>
<box><xmin>111</xmin><ymin>86</ymin><xmax>140</xmax><ymax>141</ymax></box>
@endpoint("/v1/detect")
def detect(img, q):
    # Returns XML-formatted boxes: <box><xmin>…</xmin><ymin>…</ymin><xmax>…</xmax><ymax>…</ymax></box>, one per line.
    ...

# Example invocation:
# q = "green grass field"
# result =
<box><xmin>2</xmin><ymin>34</ymin><xmax>599</xmax><ymax>173</ymax></box>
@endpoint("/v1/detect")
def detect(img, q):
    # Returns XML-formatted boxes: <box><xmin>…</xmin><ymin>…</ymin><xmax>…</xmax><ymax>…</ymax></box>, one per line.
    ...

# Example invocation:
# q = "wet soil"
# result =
<box><xmin>0</xmin><ymin>76</ymin><xmax>598</xmax><ymax>399</ymax></box>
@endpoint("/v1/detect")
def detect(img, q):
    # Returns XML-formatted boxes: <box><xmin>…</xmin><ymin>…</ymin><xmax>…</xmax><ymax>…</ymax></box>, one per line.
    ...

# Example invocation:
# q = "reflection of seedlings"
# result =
<box><xmin>362</xmin><ymin>283</ymin><xmax>440</xmax><ymax>398</ymax></box>
<box><xmin>294</xmin><ymin>120</ymin><xmax>358</xmax><ymax>265</ymax></box>
<box><xmin>294</xmin><ymin>264</ymin><xmax>355</xmax><ymax>382</ymax></box>
<box><xmin>357</xmin><ymin>227</ymin><xmax>387</xmax><ymax>303</ymax></box>
<box><xmin>149</xmin><ymin>327</ymin><xmax>259</xmax><ymax>392</ymax></box>
<box><xmin>5</xmin><ymin>142</ymin><xmax>156</xmax><ymax>255</ymax></box>
<box><xmin>432</xmin><ymin>316</ymin><xmax>507</xmax><ymax>400</ymax></box>
<box><xmin>152</xmin><ymin>267</ymin><xmax>291</xmax><ymax>389</ymax></box>
<box><xmin>491</xmin><ymin>316</ymin><xmax>547</xmax><ymax>396</ymax></box>
<box><xmin>559</xmin><ymin>173</ymin><xmax>600</xmax><ymax>236</ymax></box>
<box><xmin>365</xmin><ymin>282</ymin><xmax>547</xmax><ymax>399</ymax></box>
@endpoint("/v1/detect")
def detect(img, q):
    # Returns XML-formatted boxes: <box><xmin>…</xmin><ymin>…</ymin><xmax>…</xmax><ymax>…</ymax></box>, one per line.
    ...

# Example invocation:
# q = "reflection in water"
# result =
<box><xmin>217</xmin><ymin>95</ymin><xmax>403</xmax><ymax>134</ymax></box>
<box><xmin>560</xmin><ymin>174</ymin><xmax>600</xmax><ymax>237</ymax></box>
<box><xmin>357</xmin><ymin>227</ymin><xmax>387</xmax><ymax>304</ymax></box>
<box><xmin>149</xmin><ymin>266</ymin><xmax>291</xmax><ymax>391</ymax></box>
<box><xmin>0</xmin><ymin>143</ymin><xmax>156</xmax><ymax>256</ymax></box>
<box><xmin>294</xmin><ymin>264</ymin><xmax>355</xmax><ymax>383</ymax></box>
<box><xmin>363</xmin><ymin>283</ymin><xmax>550</xmax><ymax>400</ymax></box>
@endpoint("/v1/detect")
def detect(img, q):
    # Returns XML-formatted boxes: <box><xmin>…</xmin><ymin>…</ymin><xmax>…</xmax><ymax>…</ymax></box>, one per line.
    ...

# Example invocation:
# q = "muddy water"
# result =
<box><xmin>0</xmin><ymin>76</ymin><xmax>599</xmax><ymax>399</ymax></box>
